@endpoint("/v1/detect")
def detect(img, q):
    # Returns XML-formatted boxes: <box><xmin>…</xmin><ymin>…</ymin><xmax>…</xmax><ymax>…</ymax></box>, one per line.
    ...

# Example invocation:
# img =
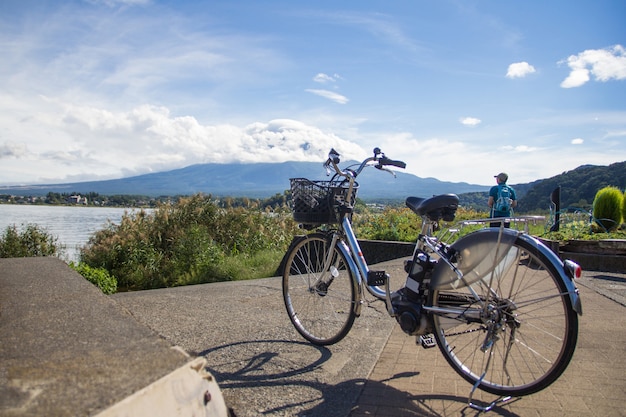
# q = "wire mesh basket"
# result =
<box><xmin>290</xmin><ymin>178</ymin><xmax>358</xmax><ymax>224</ymax></box>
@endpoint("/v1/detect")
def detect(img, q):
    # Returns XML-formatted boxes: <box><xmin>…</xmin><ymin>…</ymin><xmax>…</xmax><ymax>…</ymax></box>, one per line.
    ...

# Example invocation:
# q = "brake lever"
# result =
<box><xmin>324</xmin><ymin>148</ymin><xmax>341</xmax><ymax>176</ymax></box>
<box><xmin>375</xmin><ymin>165</ymin><xmax>397</xmax><ymax>178</ymax></box>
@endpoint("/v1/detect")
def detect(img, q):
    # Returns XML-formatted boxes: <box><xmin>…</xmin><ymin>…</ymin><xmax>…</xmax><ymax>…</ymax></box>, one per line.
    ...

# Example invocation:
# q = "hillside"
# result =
<box><xmin>516</xmin><ymin>161</ymin><xmax>626</xmax><ymax>212</ymax></box>
<box><xmin>452</xmin><ymin>161</ymin><xmax>626</xmax><ymax>213</ymax></box>
<box><xmin>0</xmin><ymin>161</ymin><xmax>489</xmax><ymax>200</ymax></box>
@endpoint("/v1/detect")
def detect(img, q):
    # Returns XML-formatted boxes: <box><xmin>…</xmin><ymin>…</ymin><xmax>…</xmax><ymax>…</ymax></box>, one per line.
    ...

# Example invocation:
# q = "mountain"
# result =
<box><xmin>3</xmin><ymin>160</ymin><xmax>624</xmax><ymax>208</ymax></box>
<box><xmin>0</xmin><ymin>161</ymin><xmax>489</xmax><ymax>200</ymax></box>
<box><xmin>517</xmin><ymin>161</ymin><xmax>626</xmax><ymax>212</ymax></box>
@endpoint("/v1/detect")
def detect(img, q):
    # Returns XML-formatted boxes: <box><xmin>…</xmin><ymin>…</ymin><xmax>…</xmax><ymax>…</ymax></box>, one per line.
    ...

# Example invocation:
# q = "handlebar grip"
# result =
<box><xmin>379</xmin><ymin>157</ymin><xmax>406</xmax><ymax>169</ymax></box>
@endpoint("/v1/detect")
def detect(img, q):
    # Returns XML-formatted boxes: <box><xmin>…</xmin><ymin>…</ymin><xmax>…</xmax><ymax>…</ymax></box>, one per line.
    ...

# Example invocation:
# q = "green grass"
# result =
<box><xmin>212</xmin><ymin>249</ymin><xmax>285</xmax><ymax>282</ymax></box>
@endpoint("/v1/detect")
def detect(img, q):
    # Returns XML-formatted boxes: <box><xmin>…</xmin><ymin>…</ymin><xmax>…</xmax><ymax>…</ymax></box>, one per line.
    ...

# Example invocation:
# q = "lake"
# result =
<box><xmin>0</xmin><ymin>204</ymin><xmax>144</xmax><ymax>261</ymax></box>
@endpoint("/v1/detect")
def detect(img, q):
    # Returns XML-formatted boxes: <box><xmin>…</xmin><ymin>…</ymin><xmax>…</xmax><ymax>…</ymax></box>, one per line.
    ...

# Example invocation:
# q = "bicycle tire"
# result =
<box><xmin>282</xmin><ymin>233</ymin><xmax>358</xmax><ymax>345</ymax></box>
<box><xmin>430</xmin><ymin>232</ymin><xmax>578</xmax><ymax>396</ymax></box>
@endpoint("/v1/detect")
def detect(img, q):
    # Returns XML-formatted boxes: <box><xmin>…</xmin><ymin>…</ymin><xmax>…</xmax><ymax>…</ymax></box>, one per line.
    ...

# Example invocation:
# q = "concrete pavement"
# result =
<box><xmin>350</xmin><ymin>273</ymin><xmax>626</xmax><ymax>416</ymax></box>
<box><xmin>1</xmin><ymin>257</ymin><xmax>625</xmax><ymax>416</ymax></box>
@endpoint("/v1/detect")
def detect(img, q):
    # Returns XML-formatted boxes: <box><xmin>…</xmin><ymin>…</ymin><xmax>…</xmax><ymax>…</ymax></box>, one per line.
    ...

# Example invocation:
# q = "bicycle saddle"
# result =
<box><xmin>406</xmin><ymin>194</ymin><xmax>459</xmax><ymax>221</ymax></box>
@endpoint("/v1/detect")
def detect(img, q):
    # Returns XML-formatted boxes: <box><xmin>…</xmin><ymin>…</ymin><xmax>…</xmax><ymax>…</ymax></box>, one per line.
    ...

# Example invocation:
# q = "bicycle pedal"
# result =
<box><xmin>367</xmin><ymin>270</ymin><xmax>388</xmax><ymax>286</ymax></box>
<box><xmin>418</xmin><ymin>334</ymin><xmax>437</xmax><ymax>349</ymax></box>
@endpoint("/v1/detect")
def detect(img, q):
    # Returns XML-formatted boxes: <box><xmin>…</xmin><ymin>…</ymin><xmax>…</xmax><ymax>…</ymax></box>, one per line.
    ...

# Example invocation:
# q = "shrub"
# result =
<box><xmin>69</xmin><ymin>262</ymin><xmax>117</xmax><ymax>295</ymax></box>
<box><xmin>79</xmin><ymin>194</ymin><xmax>299</xmax><ymax>290</ymax></box>
<box><xmin>622</xmin><ymin>190</ymin><xmax>626</xmax><ymax>228</ymax></box>
<box><xmin>353</xmin><ymin>207</ymin><xmax>420</xmax><ymax>242</ymax></box>
<box><xmin>0</xmin><ymin>224</ymin><xmax>63</xmax><ymax>258</ymax></box>
<box><xmin>353</xmin><ymin>206</ymin><xmax>490</xmax><ymax>242</ymax></box>
<box><xmin>592</xmin><ymin>186</ymin><xmax>623</xmax><ymax>231</ymax></box>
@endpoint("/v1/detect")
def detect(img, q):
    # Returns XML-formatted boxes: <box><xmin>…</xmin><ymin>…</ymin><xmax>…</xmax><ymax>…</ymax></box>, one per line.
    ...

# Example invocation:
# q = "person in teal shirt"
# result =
<box><xmin>488</xmin><ymin>172</ymin><xmax>517</xmax><ymax>227</ymax></box>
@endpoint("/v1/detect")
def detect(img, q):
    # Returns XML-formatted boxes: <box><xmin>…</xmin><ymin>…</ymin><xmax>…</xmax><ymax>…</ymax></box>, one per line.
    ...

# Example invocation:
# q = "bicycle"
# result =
<box><xmin>281</xmin><ymin>148</ymin><xmax>583</xmax><ymax>410</ymax></box>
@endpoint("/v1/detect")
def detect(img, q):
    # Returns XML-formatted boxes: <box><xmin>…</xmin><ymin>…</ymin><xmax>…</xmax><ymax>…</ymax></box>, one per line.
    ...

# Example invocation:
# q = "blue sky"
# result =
<box><xmin>1</xmin><ymin>0</ymin><xmax>625</xmax><ymax>187</ymax></box>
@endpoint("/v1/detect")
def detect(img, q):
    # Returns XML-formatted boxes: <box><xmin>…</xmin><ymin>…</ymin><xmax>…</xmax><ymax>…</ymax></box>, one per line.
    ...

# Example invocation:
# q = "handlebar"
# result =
<box><xmin>323</xmin><ymin>147</ymin><xmax>406</xmax><ymax>180</ymax></box>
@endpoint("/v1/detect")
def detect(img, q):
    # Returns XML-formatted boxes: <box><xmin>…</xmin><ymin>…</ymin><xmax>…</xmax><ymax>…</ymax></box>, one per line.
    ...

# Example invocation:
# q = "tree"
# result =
<box><xmin>0</xmin><ymin>224</ymin><xmax>62</xmax><ymax>257</ymax></box>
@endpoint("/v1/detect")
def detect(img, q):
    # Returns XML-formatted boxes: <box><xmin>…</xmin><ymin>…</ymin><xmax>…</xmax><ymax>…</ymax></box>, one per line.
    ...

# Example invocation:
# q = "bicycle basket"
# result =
<box><xmin>290</xmin><ymin>178</ymin><xmax>358</xmax><ymax>224</ymax></box>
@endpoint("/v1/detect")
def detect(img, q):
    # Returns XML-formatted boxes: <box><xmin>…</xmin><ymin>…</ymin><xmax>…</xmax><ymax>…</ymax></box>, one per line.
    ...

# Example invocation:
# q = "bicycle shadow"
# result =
<box><xmin>195</xmin><ymin>339</ymin><xmax>521</xmax><ymax>417</ymax></box>
<box><xmin>197</xmin><ymin>339</ymin><xmax>333</xmax><ymax>385</ymax></box>
<box><xmin>590</xmin><ymin>273</ymin><xmax>626</xmax><ymax>283</ymax></box>
<box><xmin>346</xmin><ymin>372</ymin><xmax>523</xmax><ymax>417</ymax></box>
<box><xmin>196</xmin><ymin>339</ymin><xmax>347</xmax><ymax>416</ymax></box>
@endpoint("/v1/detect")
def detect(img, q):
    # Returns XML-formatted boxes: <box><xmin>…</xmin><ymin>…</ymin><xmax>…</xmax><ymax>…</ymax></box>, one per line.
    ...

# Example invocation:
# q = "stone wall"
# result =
<box><xmin>276</xmin><ymin>237</ymin><xmax>415</xmax><ymax>276</ymax></box>
<box><xmin>279</xmin><ymin>236</ymin><xmax>626</xmax><ymax>276</ymax></box>
<box><xmin>539</xmin><ymin>238</ymin><xmax>626</xmax><ymax>273</ymax></box>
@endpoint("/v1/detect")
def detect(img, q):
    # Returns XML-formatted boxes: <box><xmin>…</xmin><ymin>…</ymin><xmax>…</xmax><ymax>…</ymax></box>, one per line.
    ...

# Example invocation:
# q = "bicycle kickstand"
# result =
<box><xmin>467</xmin><ymin>372</ymin><xmax>514</xmax><ymax>412</ymax></box>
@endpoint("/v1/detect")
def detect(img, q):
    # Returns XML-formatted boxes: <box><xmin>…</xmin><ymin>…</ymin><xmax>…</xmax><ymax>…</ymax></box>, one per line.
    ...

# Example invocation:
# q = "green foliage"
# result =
<box><xmin>80</xmin><ymin>194</ymin><xmax>299</xmax><ymax>291</ymax></box>
<box><xmin>541</xmin><ymin>206</ymin><xmax>626</xmax><ymax>241</ymax></box>
<box><xmin>69</xmin><ymin>262</ymin><xmax>117</xmax><ymax>294</ymax></box>
<box><xmin>214</xmin><ymin>250</ymin><xmax>286</xmax><ymax>281</ymax></box>
<box><xmin>518</xmin><ymin>161</ymin><xmax>626</xmax><ymax>213</ymax></box>
<box><xmin>0</xmin><ymin>224</ymin><xmax>63</xmax><ymax>258</ymax></box>
<box><xmin>354</xmin><ymin>206</ymin><xmax>422</xmax><ymax>242</ymax></box>
<box><xmin>456</xmin><ymin>192</ymin><xmax>491</xmax><ymax>212</ymax></box>
<box><xmin>543</xmin><ymin>227</ymin><xmax>626</xmax><ymax>242</ymax></box>
<box><xmin>592</xmin><ymin>186</ymin><xmax>624</xmax><ymax>231</ymax></box>
<box><xmin>354</xmin><ymin>206</ymin><xmax>492</xmax><ymax>243</ymax></box>
<box><xmin>622</xmin><ymin>190</ymin><xmax>626</xmax><ymax>225</ymax></box>
<box><xmin>542</xmin><ymin>214</ymin><xmax>593</xmax><ymax>241</ymax></box>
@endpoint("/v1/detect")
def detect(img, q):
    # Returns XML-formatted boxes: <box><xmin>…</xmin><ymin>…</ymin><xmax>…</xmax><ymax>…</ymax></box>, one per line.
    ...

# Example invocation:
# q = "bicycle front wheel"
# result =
<box><xmin>430</xmin><ymin>232</ymin><xmax>578</xmax><ymax>396</ymax></box>
<box><xmin>282</xmin><ymin>233</ymin><xmax>358</xmax><ymax>345</ymax></box>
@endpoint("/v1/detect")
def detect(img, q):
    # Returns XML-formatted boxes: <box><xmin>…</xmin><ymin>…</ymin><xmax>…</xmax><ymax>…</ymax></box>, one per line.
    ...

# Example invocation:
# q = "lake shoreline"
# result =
<box><xmin>0</xmin><ymin>205</ymin><xmax>148</xmax><ymax>261</ymax></box>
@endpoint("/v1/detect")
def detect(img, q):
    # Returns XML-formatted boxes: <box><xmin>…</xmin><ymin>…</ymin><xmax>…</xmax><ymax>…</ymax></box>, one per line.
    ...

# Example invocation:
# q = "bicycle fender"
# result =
<box><xmin>336</xmin><ymin>239</ymin><xmax>364</xmax><ymax>317</ymax></box>
<box><xmin>431</xmin><ymin>228</ymin><xmax>519</xmax><ymax>290</ymax></box>
<box><xmin>431</xmin><ymin>229</ymin><xmax>582</xmax><ymax>316</ymax></box>
<box><xmin>517</xmin><ymin>233</ymin><xmax>583</xmax><ymax>316</ymax></box>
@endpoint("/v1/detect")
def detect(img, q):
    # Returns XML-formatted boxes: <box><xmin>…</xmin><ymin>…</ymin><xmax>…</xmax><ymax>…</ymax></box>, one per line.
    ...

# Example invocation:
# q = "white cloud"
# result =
<box><xmin>560</xmin><ymin>44</ymin><xmax>626</xmax><ymax>88</ymax></box>
<box><xmin>0</xmin><ymin>141</ymin><xmax>29</xmax><ymax>158</ymax></box>
<box><xmin>313</xmin><ymin>73</ymin><xmax>342</xmax><ymax>83</ymax></box>
<box><xmin>305</xmin><ymin>89</ymin><xmax>349</xmax><ymax>104</ymax></box>
<box><xmin>506</xmin><ymin>62</ymin><xmax>536</xmax><ymax>79</ymax></box>
<box><xmin>571</xmin><ymin>138</ymin><xmax>584</xmax><ymax>145</ymax></box>
<box><xmin>501</xmin><ymin>145</ymin><xmax>540</xmax><ymax>153</ymax></box>
<box><xmin>374</xmin><ymin>133</ymin><xmax>497</xmax><ymax>184</ymax></box>
<box><xmin>364</xmin><ymin>129</ymin><xmax>608</xmax><ymax>186</ymax></box>
<box><xmin>241</xmin><ymin>119</ymin><xmax>363</xmax><ymax>161</ymax></box>
<box><xmin>0</xmin><ymin>3</ymin><xmax>289</xmax><ymax>115</ymax></box>
<box><xmin>0</xmin><ymin>99</ymin><xmax>364</xmax><ymax>183</ymax></box>
<box><xmin>2</xmin><ymin>3</ymin><xmax>625</xmax><ymax>188</ymax></box>
<box><xmin>86</xmin><ymin>0</ymin><xmax>150</xmax><ymax>7</ymax></box>
<box><xmin>560</xmin><ymin>68</ymin><xmax>590</xmax><ymax>88</ymax></box>
<box><xmin>460</xmin><ymin>117</ymin><xmax>481</xmax><ymax>126</ymax></box>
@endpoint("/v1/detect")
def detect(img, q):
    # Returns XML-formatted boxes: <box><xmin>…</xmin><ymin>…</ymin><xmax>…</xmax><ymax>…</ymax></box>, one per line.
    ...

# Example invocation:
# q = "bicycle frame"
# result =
<box><xmin>333</xmin><ymin>204</ymin><xmax>432</xmax><ymax>316</ymax></box>
<box><xmin>328</xmin><ymin>159</ymin><xmax>496</xmax><ymax>318</ymax></box>
<box><xmin>334</xmin><ymin>207</ymin><xmax>583</xmax><ymax>322</ymax></box>
<box><xmin>323</xmin><ymin>217</ymin><xmax>374</xmax><ymax>318</ymax></box>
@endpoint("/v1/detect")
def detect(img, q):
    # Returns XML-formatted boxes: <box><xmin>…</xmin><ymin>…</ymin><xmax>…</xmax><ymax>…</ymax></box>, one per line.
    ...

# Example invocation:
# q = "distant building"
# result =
<box><xmin>67</xmin><ymin>195</ymin><xmax>88</xmax><ymax>205</ymax></box>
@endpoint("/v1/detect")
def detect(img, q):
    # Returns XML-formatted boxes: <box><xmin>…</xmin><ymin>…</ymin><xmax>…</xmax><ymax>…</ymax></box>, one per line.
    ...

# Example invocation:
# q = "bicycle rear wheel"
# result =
<box><xmin>282</xmin><ymin>233</ymin><xmax>358</xmax><ymax>345</ymax></box>
<box><xmin>430</xmin><ymin>232</ymin><xmax>578</xmax><ymax>396</ymax></box>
